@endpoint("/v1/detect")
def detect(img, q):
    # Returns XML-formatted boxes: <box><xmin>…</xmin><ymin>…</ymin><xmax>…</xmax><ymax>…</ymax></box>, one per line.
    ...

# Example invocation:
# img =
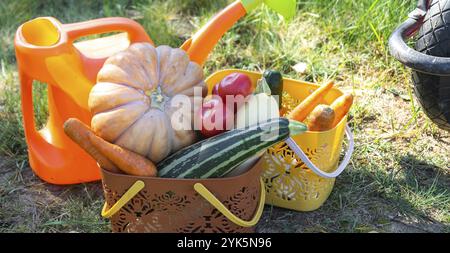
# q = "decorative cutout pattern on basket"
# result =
<box><xmin>281</xmin><ymin>91</ymin><xmax>301</xmax><ymax>115</ymax></box>
<box><xmin>258</xmin><ymin>88</ymin><xmax>346</xmax><ymax>212</ymax></box>
<box><xmin>102</xmin><ymin>183</ymin><xmax>259</xmax><ymax>233</ymax></box>
<box><xmin>261</xmin><ymin>141</ymin><xmax>335</xmax><ymax>203</ymax></box>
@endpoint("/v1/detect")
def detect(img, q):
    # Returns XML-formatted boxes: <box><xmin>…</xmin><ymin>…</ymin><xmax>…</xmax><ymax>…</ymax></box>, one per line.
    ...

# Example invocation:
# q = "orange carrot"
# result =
<box><xmin>287</xmin><ymin>80</ymin><xmax>334</xmax><ymax>121</ymax></box>
<box><xmin>330</xmin><ymin>93</ymin><xmax>353</xmax><ymax>127</ymax></box>
<box><xmin>88</xmin><ymin>131</ymin><xmax>157</xmax><ymax>177</ymax></box>
<box><xmin>64</xmin><ymin>118</ymin><xmax>120</xmax><ymax>173</ymax></box>
<box><xmin>64</xmin><ymin>118</ymin><xmax>157</xmax><ymax>177</ymax></box>
<box><xmin>304</xmin><ymin>104</ymin><xmax>335</xmax><ymax>131</ymax></box>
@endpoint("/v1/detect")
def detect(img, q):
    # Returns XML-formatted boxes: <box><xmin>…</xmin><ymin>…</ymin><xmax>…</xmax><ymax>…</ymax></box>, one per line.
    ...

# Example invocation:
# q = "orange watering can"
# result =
<box><xmin>15</xmin><ymin>17</ymin><xmax>152</xmax><ymax>184</ymax></box>
<box><xmin>15</xmin><ymin>0</ymin><xmax>296</xmax><ymax>185</ymax></box>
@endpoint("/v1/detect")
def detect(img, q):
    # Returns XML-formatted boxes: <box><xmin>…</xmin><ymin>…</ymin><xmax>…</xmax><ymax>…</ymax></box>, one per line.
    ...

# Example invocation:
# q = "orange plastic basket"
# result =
<box><xmin>100</xmin><ymin>158</ymin><xmax>265</xmax><ymax>233</ymax></box>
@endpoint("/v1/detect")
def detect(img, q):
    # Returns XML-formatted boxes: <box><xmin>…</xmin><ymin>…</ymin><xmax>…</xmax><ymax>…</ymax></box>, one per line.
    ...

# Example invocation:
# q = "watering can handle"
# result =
<box><xmin>63</xmin><ymin>17</ymin><xmax>152</xmax><ymax>44</ymax></box>
<box><xmin>19</xmin><ymin>72</ymin><xmax>42</xmax><ymax>146</ymax></box>
<box><xmin>184</xmin><ymin>0</ymin><xmax>296</xmax><ymax>66</ymax></box>
<box><xmin>388</xmin><ymin>0</ymin><xmax>450</xmax><ymax>75</ymax></box>
<box><xmin>19</xmin><ymin>71</ymin><xmax>65</xmax><ymax>173</ymax></box>
<box><xmin>63</xmin><ymin>17</ymin><xmax>153</xmax><ymax>82</ymax></box>
<box><xmin>286</xmin><ymin>125</ymin><xmax>354</xmax><ymax>179</ymax></box>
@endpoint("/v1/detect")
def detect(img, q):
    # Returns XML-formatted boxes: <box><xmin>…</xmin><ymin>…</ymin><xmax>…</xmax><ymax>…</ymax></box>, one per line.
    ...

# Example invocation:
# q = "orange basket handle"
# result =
<box><xmin>63</xmin><ymin>17</ymin><xmax>152</xmax><ymax>44</ymax></box>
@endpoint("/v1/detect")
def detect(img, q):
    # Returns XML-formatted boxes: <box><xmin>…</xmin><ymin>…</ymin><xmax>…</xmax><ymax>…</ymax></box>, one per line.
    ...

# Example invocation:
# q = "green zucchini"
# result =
<box><xmin>263</xmin><ymin>70</ymin><xmax>283</xmax><ymax>107</ymax></box>
<box><xmin>157</xmin><ymin>118</ymin><xmax>306</xmax><ymax>178</ymax></box>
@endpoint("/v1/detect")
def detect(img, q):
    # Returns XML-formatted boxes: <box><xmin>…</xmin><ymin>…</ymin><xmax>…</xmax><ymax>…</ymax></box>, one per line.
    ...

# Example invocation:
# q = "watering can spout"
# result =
<box><xmin>184</xmin><ymin>0</ymin><xmax>297</xmax><ymax>66</ymax></box>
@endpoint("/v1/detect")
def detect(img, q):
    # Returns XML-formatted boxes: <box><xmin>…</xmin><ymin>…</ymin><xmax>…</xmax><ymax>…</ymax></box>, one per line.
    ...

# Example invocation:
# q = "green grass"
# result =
<box><xmin>0</xmin><ymin>0</ymin><xmax>449</xmax><ymax>232</ymax></box>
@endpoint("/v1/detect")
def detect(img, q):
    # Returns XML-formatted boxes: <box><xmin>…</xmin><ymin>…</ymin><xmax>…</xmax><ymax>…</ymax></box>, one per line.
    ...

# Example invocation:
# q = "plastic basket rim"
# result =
<box><xmin>206</xmin><ymin>68</ymin><xmax>348</xmax><ymax>135</ymax></box>
<box><xmin>99</xmin><ymin>157</ymin><xmax>262</xmax><ymax>183</ymax></box>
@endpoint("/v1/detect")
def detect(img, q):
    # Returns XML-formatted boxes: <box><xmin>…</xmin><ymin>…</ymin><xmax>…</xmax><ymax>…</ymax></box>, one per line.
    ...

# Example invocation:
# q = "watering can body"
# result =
<box><xmin>15</xmin><ymin>0</ymin><xmax>296</xmax><ymax>184</ymax></box>
<box><xmin>15</xmin><ymin>17</ymin><xmax>152</xmax><ymax>184</ymax></box>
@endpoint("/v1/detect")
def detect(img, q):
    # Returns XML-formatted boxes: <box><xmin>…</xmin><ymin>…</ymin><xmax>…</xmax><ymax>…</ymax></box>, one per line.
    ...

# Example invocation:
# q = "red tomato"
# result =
<box><xmin>212</xmin><ymin>83</ymin><xmax>219</xmax><ymax>95</ymax></box>
<box><xmin>199</xmin><ymin>98</ymin><xmax>235</xmax><ymax>137</ymax></box>
<box><xmin>217</xmin><ymin>73</ymin><xmax>253</xmax><ymax>112</ymax></box>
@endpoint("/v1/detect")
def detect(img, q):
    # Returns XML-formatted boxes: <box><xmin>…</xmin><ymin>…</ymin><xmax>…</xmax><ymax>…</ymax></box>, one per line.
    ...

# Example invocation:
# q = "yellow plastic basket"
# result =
<box><xmin>205</xmin><ymin>69</ymin><xmax>354</xmax><ymax>212</ymax></box>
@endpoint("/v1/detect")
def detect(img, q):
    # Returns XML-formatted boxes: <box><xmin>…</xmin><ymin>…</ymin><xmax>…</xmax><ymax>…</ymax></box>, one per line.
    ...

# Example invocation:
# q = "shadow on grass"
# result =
<box><xmin>393</xmin><ymin>154</ymin><xmax>449</xmax><ymax>215</ymax></box>
<box><xmin>257</xmin><ymin>153</ymin><xmax>449</xmax><ymax>233</ymax></box>
<box><xmin>1</xmin><ymin>150</ymin><xmax>448</xmax><ymax>233</ymax></box>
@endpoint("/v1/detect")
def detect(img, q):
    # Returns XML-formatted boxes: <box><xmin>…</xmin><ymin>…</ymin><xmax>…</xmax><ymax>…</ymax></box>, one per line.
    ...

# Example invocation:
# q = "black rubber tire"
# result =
<box><xmin>414</xmin><ymin>0</ymin><xmax>450</xmax><ymax>131</ymax></box>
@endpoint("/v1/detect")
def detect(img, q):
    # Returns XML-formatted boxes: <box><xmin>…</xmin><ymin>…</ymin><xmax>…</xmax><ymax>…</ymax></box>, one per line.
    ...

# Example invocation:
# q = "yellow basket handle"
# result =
<box><xmin>194</xmin><ymin>178</ymin><xmax>265</xmax><ymax>228</ymax></box>
<box><xmin>101</xmin><ymin>180</ymin><xmax>145</xmax><ymax>218</ymax></box>
<box><xmin>101</xmin><ymin>178</ymin><xmax>266</xmax><ymax>228</ymax></box>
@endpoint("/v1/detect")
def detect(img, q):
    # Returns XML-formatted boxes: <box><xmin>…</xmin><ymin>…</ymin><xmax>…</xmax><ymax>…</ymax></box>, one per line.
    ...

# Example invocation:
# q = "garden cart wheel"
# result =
<box><xmin>389</xmin><ymin>0</ymin><xmax>450</xmax><ymax>131</ymax></box>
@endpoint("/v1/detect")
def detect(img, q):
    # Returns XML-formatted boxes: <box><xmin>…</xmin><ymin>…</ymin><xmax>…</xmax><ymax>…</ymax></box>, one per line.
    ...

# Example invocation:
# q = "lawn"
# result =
<box><xmin>0</xmin><ymin>0</ymin><xmax>449</xmax><ymax>233</ymax></box>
